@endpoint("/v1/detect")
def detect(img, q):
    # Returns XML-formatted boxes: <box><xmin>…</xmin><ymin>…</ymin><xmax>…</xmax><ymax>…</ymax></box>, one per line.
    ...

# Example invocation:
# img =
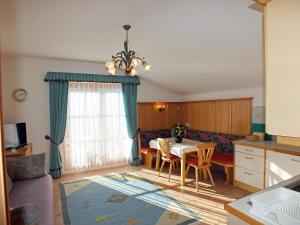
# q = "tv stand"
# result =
<box><xmin>5</xmin><ymin>143</ymin><xmax>32</xmax><ymax>157</ymax></box>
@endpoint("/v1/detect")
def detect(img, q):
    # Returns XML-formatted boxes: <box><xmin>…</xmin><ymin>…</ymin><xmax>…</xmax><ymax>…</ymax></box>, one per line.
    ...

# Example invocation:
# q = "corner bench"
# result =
<box><xmin>138</xmin><ymin>129</ymin><xmax>243</xmax><ymax>184</ymax></box>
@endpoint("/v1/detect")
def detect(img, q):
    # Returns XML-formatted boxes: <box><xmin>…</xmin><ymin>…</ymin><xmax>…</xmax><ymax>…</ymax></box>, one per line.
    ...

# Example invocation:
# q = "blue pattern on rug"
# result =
<box><xmin>60</xmin><ymin>172</ymin><xmax>202</xmax><ymax>225</ymax></box>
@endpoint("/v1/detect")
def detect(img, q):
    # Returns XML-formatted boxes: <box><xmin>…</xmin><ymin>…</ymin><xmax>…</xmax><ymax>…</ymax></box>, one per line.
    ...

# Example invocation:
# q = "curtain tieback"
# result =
<box><xmin>45</xmin><ymin>135</ymin><xmax>59</xmax><ymax>146</ymax></box>
<box><xmin>129</xmin><ymin>128</ymin><xmax>140</xmax><ymax>139</ymax></box>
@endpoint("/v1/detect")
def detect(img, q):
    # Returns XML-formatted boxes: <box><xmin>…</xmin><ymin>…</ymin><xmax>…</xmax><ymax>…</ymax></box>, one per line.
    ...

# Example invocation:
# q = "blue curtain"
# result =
<box><xmin>122</xmin><ymin>83</ymin><xmax>140</xmax><ymax>166</ymax></box>
<box><xmin>49</xmin><ymin>81</ymin><xmax>69</xmax><ymax>179</ymax></box>
<box><xmin>45</xmin><ymin>72</ymin><xmax>140</xmax><ymax>175</ymax></box>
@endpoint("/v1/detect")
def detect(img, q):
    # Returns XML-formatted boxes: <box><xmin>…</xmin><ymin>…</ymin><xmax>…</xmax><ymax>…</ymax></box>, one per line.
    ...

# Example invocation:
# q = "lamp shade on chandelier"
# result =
<box><xmin>105</xmin><ymin>25</ymin><xmax>151</xmax><ymax>76</ymax></box>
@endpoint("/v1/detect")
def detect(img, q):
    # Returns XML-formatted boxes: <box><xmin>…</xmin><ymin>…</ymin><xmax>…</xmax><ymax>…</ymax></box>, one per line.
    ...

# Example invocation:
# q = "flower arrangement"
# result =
<box><xmin>171</xmin><ymin>123</ymin><xmax>186</xmax><ymax>143</ymax></box>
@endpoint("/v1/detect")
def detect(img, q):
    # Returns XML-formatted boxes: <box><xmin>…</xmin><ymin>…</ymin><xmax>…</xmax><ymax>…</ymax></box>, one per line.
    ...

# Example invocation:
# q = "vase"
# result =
<box><xmin>175</xmin><ymin>136</ymin><xmax>182</xmax><ymax>143</ymax></box>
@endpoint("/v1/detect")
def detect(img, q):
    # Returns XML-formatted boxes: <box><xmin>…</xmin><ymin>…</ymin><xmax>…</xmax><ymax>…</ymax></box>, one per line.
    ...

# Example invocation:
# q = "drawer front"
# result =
<box><xmin>235</xmin><ymin>166</ymin><xmax>264</xmax><ymax>189</ymax></box>
<box><xmin>235</xmin><ymin>151</ymin><xmax>264</xmax><ymax>173</ymax></box>
<box><xmin>235</xmin><ymin>144</ymin><xmax>264</xmax><ymax>157</ymax></box>
<box><xmin>266</xmin><ymin>151</ymin><xmax>300</xmax><ymax>187</ymax></box>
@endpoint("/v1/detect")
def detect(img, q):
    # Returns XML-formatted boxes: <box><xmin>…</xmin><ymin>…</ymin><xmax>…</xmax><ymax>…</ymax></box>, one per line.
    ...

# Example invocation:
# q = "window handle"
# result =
<box><xmin>244</xmin><ymin>171</ymin><xmax>253</xmax><ymax>176</ymax></box>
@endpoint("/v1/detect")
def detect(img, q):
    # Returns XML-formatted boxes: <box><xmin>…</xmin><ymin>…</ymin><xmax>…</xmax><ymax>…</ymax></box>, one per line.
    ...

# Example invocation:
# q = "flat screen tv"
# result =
<box><xmin>4</xmin><ymin>122</ymin><xmax>27</xmax><ymax>149</ymax></box>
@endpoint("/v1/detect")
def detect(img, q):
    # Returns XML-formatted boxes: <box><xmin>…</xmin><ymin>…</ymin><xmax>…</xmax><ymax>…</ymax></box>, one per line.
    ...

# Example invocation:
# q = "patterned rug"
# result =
<box><xmin>60</xmin><ymin>172</ymin><xmax>202</xmax><ymax>225</ymax></box>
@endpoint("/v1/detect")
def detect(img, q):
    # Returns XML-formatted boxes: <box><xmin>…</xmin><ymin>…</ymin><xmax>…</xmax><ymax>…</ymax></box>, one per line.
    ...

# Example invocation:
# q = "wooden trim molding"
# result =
<box><xmin>225</xmin><ymin>204</ymin><xmax>264</xmax><ymax>225</ymax></box>
<box><xmin>234</xmin><ymin>140</ymin><xmax>300</xmax><ymax>156</ymax></box>
<box><xmin>234</xmin><ymin>180</ymin><xmax>261</xmax><ymax>193</ymax></box>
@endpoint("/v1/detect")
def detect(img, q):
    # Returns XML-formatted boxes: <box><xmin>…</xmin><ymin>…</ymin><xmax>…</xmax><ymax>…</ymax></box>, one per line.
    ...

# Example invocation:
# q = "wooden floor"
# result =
<box><xmin>53</xmin><ymin>165</ymin><xmax>249</xmax><ymax>225</ymax></box>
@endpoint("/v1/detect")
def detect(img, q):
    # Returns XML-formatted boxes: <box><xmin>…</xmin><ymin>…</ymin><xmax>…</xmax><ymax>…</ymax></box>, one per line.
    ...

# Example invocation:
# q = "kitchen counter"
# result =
<box><xmin>233</xmin><ymin>140</ymin><xmax>300</xmax><ymax>156</ymax></box>
<box><xmin>225</xmin><ymin>174</ymin><xmax>300</xmax><ymax>225</ymax></box>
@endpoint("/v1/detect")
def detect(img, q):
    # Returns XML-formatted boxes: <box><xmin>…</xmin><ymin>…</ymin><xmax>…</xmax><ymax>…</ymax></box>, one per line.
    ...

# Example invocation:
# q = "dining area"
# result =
<box><xmin>138</xmin><ymin>124</ymin><xmax>218</xmax><ymax>191</ymax></box>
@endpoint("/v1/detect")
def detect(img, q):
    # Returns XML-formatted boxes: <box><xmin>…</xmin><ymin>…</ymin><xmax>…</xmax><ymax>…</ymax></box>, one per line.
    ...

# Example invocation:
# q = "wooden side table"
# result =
<box><xmin>5</xmin><ymin>143</ymin><xmax>32</xmax><ymax>157</ymax></box>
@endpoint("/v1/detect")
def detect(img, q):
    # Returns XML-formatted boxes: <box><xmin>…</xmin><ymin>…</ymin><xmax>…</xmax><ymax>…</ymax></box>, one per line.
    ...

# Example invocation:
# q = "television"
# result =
<box><xmin>4</xmin><ymin>122</ymin><xmax>27</xmax><ymax>149</ymax></box>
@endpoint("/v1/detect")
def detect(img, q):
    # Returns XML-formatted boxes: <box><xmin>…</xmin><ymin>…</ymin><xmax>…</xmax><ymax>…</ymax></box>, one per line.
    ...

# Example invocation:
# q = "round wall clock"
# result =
<box><xmin>12</xmin><ymin>88</ymin><xmax>28</xmax><ymax>102</ymax></box>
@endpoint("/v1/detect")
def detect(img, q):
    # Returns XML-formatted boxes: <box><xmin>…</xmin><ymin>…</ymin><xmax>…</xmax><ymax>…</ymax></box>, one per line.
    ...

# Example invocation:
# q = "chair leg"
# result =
<box><xmin>207</xmin><ymin>168</ymin><xmax>215</xmax><ymax>187</ymax></box>
<box><xmin>168</xmin><ymin>162</ymin><xmax>173</xmax><ymax>182</ymax></box>
<box><xmin>195</xmin><ymin>168</ymin><xmax>199</xmax><ymax>191</ymax></box>
<box><xmin>185</xmin><ymin>164</ymin><xmax>190</xmax><ymax>177</ymax></box>
<box><xmin>199</xmin><ymin>168</ymin><xmax>202</xmax><ymax>180</ymax></box>
<box><xmin>158</xmin><ymin>160</ymin><xmax>165</xmax><ymax>177</ymax></box>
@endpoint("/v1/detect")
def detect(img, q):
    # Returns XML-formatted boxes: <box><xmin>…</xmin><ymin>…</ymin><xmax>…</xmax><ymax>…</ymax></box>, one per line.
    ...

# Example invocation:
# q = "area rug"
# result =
<box><xmin>60</xmin><ymin>172</ymin><xmax>202</xmax><ymax>225</ymax></box>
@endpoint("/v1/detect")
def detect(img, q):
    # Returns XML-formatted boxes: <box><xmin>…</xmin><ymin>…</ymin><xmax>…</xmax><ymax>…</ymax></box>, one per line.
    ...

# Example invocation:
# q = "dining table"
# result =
<box><xmin>149</xmin><ymin>137</ymin><xmax>203</xmax><ymax>186</ymax></box>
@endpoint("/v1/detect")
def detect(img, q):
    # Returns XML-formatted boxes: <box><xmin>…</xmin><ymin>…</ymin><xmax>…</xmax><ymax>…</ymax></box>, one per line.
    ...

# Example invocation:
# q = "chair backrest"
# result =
<box><xmin>158</xmin><ymin>138</ymin><xmax>170</xmax><ymax>160</ymax></box>
<box><xmin>196</xmin><ymin>142</ymin><xmax>216</xmax><ymax>167</ymax></box>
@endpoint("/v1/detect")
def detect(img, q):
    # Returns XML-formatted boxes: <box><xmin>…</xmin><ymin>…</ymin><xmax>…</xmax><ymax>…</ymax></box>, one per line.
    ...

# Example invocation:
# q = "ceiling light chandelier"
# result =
<box><xmin>105</xmin><ymin>25</ymin><xmax>151</xmax><ymax>76</ymax></box>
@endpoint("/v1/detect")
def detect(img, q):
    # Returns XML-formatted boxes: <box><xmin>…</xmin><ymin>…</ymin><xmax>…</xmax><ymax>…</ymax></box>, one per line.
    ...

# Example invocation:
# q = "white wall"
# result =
<box><xmin>1</xmin><ymin>55</ymin><xmax>180</xmax><ymax>169</ymax></box>
<box><xmin>181</xmin><ymin>87</ymin><xmax>265</xmax><ymax>106</ymax></box>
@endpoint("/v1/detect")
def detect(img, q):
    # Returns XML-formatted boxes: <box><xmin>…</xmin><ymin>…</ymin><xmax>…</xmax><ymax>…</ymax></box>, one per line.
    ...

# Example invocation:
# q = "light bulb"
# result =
<box><xmin>131</xmin><ymin>58</ymin><xmax>140</xmax><ymax>66</ymax></box>
<box><xmin>143</xmin><ymin>61</ymin><xmax>151</xmax><ymax>71</ymax></box>
<box><xmin>105</xmin><ymin>59</ymin><xmax>115</xmax><ymax>69</ymax></box>
<box><xmin>108</xmin><ymin>68</ymin><xmax>116</xmax><ymax>75</ymax></box>
<box><xmin>130</xmin><ymin>68</ymin><xmax>136</xmax><ymax>76</ymax></box>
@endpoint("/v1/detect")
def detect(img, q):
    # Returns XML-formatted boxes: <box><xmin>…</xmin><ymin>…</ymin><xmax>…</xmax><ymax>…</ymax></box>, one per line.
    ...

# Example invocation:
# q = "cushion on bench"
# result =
<box><xmin>212</xmin><ymin>152</ymin><xmax>233</xmax><ymax>166</ymax></box>
<box><xmin>140</xmin><ymin>147</ymin><xmax>157</xmax><ymax>154</ymax></box>
<box><xmin>140</xmin><ymin>129</ymin><xmax>171</xmax><ymax>148</ymax></box>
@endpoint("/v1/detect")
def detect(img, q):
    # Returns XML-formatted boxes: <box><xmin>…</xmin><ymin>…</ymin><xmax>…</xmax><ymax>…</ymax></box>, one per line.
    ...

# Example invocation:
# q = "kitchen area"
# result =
<box><xmin>225</xmin><ymin>0</ymin><xmax>300</xmax><ymax>224</ymax></box>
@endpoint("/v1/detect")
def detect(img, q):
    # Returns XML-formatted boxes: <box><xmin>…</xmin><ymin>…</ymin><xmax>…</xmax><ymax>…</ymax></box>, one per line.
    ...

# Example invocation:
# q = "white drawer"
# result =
<box><xmin>235</xmin><ymin>166</ymin><xmax>264</xmax><ymax>189</ymax></box>
<box><xmin>235</xmin><ymin>151</ymin><xmax>264</xmax><ymax>173</ymax></box>
<box><xmin>266</xmin><ymin>151</ymin><xmax>300</xmax><ymax>187</ymax></box>
<box><xmin>235</xmin><ymin>144</ymin><xmax>264</xmax><ymax>157</ymax></box>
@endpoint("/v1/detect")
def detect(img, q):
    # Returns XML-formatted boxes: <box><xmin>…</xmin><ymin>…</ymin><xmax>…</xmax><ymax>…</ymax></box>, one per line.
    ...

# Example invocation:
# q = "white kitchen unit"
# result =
<box><xmin>234</xmin><ymin>144</ymin><xmax>265</xmax><ymax>192</ymax></box>
<box><xmin>266</xmin><ymin>151</ymin><xmax>300</xmax><ymax>187</ymax></box>
<box><xmin>234</xmin><ymin>140</ymin><xmax>300</xmax><ymax>192</ymax></box>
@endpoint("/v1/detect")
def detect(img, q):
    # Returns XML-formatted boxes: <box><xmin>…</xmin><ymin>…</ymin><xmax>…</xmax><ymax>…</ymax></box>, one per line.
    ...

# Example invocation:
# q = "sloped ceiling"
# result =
<box><xmin>1</xmin><ymin>0</ymin><xmax>264</xmax><ymax>94</ymax></box>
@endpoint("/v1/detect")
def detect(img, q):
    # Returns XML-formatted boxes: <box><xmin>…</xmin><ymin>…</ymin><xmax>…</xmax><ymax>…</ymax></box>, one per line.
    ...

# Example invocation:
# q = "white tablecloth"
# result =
<box><xmin>149</xmin><ymin>138</ymin><xmax>202</xmax><ymax>158</ymax></box>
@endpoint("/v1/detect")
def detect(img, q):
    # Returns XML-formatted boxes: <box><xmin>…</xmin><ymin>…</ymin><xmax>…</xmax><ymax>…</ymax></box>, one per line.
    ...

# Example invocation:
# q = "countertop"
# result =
<box><xmin>225</xmin><ymin>174</ymin><xmax>300</xmax><ymax>225</ymax></box>
<box><xmin>233</xmin><ymin>140</ymin><xmax>300</xmax><ymax>156</ymax></box>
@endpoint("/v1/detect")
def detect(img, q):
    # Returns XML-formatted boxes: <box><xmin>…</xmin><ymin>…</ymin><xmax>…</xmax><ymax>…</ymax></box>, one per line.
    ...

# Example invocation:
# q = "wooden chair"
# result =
<box><xmin>137</xmin><ymin>130</ymin><xmax>157</xmax><ymax>169</ymax></box>
<box><xmin>186</xmin><ymin>142</ymin><xmax>216</xmax><ymax>190</ymax></box>
<box><xmin>158</xmin><ymin>138</ymin><xmax>180</xmax><ymax>181</ymax></box>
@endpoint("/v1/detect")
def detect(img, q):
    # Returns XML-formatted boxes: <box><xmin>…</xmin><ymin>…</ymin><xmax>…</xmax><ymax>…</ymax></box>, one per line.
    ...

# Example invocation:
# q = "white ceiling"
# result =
<box><xmin>1</xmin><ymin>0</ymin><xmax>264</xmax><ymax>95</ymax></box>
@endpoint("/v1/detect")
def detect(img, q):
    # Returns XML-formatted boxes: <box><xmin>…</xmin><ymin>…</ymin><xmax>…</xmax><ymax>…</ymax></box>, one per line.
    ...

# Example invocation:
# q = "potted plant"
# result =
<box><xmin>171</xmin><ymin>123</ymin><xmax>186</xmax><ymax>143</ymax></box>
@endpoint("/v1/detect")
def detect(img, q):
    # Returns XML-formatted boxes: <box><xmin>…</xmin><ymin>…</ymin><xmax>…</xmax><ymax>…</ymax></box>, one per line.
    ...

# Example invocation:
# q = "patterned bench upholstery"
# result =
<box><xmin>140</xmin><ymin>129</ymin><xmax>172</xmax><ymax>148</ymax></box>
<box><xmin>185</xmin><ymin>130</ymin><xmax>244</xmax><ymax>153</ymax></box>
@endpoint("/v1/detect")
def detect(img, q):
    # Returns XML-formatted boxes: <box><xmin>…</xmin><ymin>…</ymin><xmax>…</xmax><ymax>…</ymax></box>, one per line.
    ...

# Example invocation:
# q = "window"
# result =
<box><xmin>62</xmin><ymin>82</ymin><xmax>131</xmax><ymax>172</ymax></box>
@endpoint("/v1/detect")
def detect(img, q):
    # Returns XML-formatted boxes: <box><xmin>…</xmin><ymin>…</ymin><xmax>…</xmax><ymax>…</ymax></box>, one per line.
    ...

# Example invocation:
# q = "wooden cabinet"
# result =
<box><xmin>231</xmin><ymin>99</ymin><xmax>251</xmax><ymax>136</ymax></box>
<box><xmin>265</xmin><ymin>0</ymin><xmax>300</xmax><ymax>137</ymax></box>
<box><xmin>234</xmin><ymin>144</ymin><xmax>265</xmax><ymax>192</ymax></box>
<box><xmin>265</xmin><ymin>151</ymin><xmax>300</xmax><ymax>187</ymax></box>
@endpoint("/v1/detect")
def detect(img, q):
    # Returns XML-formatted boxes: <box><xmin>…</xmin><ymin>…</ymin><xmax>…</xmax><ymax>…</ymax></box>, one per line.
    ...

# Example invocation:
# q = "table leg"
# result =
<box><xmin>155</xmin><ymin>150</ymin><xmax>161</xmax><ymax>171</ymax></box>
<box><xmin>181</xmin><ymin>153</ymin><xmax>186</xmax><ymax>186</ymax></box>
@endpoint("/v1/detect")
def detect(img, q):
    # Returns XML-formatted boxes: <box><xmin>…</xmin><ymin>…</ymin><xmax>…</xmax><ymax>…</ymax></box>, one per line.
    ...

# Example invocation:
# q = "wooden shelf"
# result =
<box><xmin>5</xmin><ymin>143</ymin><xmax>32</xmax><ymax>157</ymax></box>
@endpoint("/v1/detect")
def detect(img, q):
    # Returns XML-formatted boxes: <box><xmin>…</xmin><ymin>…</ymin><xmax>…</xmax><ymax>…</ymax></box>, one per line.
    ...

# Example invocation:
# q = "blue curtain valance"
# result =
<box><xmin>44</xmin><ymin>72</ymin><xmax>140</xmax><ymax>85</ymax></box>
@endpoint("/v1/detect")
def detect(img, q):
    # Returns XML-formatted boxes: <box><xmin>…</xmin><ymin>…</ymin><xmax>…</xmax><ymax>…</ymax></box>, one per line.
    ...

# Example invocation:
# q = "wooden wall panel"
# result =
<box><xmin>231</xmin><ymin>99</ymin><xmax>251</xmax><ymax>136</ymax></box>
<box><xmin>138</xmin><ymin>98</ymin><xmax>252</xmax><ymax>136</ymax></box>
<box><xmin>168</xmin><ymin>103</ymin><xmax>180</xmax><ymax>128</ymax></box>
<box><xmin>199</xmin><ymin>101</ymin><xmax>216</xmax><ymax>132</ymax></box>
<box><xmin>215</xmin><ymin>100</ymin><xmax>231</xmax><ymax>134</ymax></box>
<box><xmin>178</xmin><ymin>102</ymin><xmax>189</xmax><ymax>125</ymax></box>
<box><xmin>137</xmin><ymin>102</ymin><xmax>180</xmax><ymax>131</ymax></box>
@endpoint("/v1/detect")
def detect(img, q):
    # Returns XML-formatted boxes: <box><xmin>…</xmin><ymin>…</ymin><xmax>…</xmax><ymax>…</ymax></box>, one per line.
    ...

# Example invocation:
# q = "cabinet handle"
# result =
<box><xmin>244</xmin><ymin>171</ymin><xmax>253</xmax><ymax>176</ymax></box>
<box><xmin>244</xmin><ymin>156</ymin><xmax>253</xmax><ymax>160</ymax></box>
<box><xmin>291</xmin><ymin>158</ymin><xmax>300</xmax><ymax>163</ymax></box>
<box><xmin>245</xmin><ymin>149</ymin><xmax>253</xmax><ymax>152</ymax></box>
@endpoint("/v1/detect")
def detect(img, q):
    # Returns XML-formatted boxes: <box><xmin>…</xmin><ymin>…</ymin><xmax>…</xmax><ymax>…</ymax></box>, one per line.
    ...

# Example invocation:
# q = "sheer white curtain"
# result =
<box><xmin>62</xmin><ymin>82</ymin><xmax>131</xmax><ymax>173</ymax></box>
